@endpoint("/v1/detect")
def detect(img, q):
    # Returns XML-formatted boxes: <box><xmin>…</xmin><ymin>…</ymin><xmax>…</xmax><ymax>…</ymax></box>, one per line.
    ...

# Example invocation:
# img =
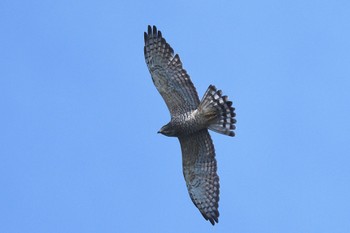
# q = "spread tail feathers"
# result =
<box><xmin>198</xmin><ymin>85</ymin><xmax>236</xmax><ymax>136</ymax></box>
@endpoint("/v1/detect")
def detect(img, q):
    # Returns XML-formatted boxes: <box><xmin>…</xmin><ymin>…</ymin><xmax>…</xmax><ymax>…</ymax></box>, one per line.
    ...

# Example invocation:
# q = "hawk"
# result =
<box><xmin>144</xmin><ymin>25</ymin><xmax>236</xmax><ymax>225</ymax></box>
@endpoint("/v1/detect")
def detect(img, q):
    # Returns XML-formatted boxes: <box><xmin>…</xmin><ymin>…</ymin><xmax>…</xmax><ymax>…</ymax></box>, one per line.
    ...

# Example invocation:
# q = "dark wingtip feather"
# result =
<box><xmin>209</xmin><ymin>216</ymin><xmax>219</xmax><ymax>225</ymax></box>
<box><xmin>161</xmin><ymin>37</ymin><xmax>166</xmax><ymax>45</ymax></box>
<box><xmin>152</xmin><ymin>25</ymin><xmax>157</xmax><ymax>36</ymax></box>
<box><xmin>209</xmin><ymin>84</ymin><xmax>216</xmax><ymax>91</ymax></box>
<box><xmin>214</xmin><ymin>216</ymin><xmax>219</xmax><ymax>224</ymax></box>
<box><xmin>209</xmin><ymin>218</ymin><xmax>215</xmax><ymax>225</ymax></box>
<box><xmin>145</xmin><ymin>25</ymin><xmax>163</xmax><ymax>40</ymax></box>
<box><xmin>144</xmin><ymin>32</ymin><xmax>148</xmax><ymax>43</ymax></box>
<box><xmin>201</xmin><ymin>211</ymin><xmax>219</xmax><ymax>225</ymax></box>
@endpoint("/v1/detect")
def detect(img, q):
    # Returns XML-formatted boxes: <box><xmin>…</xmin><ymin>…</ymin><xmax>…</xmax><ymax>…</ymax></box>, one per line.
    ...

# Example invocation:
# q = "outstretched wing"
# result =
<box><xmin>144</xmin><ymin>25</ymin><xmax>200</xmax><ymax>117</ymax></box>
<box><xmin>179</xmin><ymin>129</ymin><xmax>220</xmax><ymax>225</ymax></box>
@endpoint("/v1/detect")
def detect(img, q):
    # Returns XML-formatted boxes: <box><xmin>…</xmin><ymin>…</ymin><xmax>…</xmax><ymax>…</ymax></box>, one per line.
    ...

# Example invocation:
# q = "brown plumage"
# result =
<box><xmin>144</xmin><ymin>25</ymin><xmax>236</xmax><ymax>225</ymax></box>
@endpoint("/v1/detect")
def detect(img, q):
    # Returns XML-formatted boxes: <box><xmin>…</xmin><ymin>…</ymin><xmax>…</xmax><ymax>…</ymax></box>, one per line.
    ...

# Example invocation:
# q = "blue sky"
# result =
<box><xmin>1</xmin><ymin>0</ymin><xmax>350</xmax><ymax>232</ymax></box>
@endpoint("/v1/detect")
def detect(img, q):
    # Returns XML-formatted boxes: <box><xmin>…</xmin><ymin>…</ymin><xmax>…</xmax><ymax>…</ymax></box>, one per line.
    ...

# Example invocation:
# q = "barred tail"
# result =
<box><xmin>198</xmin><ymin>85</ymin><xmax>236</xmax><ymax>137</ymax></box>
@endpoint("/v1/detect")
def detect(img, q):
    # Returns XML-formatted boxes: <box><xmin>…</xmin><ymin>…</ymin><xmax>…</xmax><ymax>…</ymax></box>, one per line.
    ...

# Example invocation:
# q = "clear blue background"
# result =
<box><xmin>1</xmin><ymin>1</ymin><xmax>349</xmax><ymax>232</ymax></box>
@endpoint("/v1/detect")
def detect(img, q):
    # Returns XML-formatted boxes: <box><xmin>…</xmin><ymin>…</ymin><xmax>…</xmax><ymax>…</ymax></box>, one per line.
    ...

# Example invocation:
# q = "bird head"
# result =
<box><xmin>158</xmin><ymin>122</ymin><xmax>177</xmax><ymax>137</ymax></box>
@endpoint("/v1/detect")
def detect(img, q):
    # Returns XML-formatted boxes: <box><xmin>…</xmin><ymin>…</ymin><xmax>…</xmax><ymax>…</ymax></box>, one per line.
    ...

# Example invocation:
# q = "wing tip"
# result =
<box><xmin>145</xmin><ymin>25</ymin><xmax>163</xmax><ymax>43</ymax></box>
<box><xmin>202</xmin><ymin>212</ymin><xmax>219</xmax><ymax>225</ymax></box>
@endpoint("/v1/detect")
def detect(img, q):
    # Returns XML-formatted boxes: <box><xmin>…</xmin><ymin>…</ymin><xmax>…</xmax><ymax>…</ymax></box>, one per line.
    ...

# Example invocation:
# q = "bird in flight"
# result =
<box><xmin>144</xmin><ymin>25</ymin><xmax>236</xmax><ymax>225</ymax></box>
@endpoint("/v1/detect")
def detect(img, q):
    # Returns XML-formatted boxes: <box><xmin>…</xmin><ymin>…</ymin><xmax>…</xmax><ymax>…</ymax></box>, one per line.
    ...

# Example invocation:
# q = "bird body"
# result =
<box><xmin>159</xmin><ymin>108</ymin><xmax>213</xmax><ymax>137</ymax></box>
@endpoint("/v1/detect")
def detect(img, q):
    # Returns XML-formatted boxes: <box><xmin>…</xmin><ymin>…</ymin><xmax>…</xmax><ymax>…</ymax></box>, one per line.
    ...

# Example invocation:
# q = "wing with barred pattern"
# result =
<box><xmin>144</xmin><ymin>25</ymin><xmax>200</xmax><ymax>117</ymax></box>
<box><xmin>179</xmin><ymin>129</ymin><xmax>220</xmax><ymax>225</ymax></box>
